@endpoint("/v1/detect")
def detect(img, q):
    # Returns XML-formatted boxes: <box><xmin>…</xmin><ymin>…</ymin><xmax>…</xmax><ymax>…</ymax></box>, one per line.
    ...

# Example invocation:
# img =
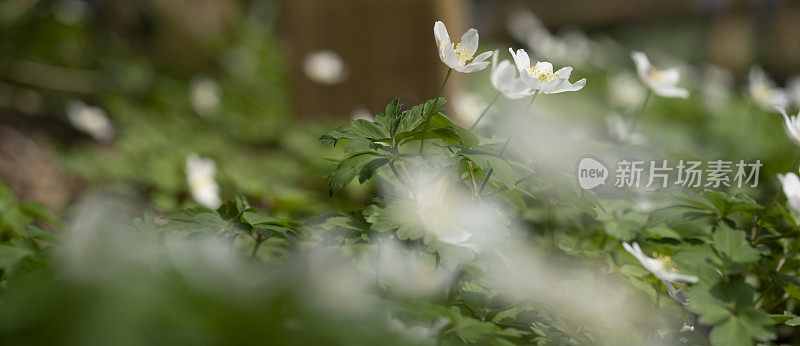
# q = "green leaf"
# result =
<box><xmin>327</xmin><ymin>153</ymin><xmax>381</xmax><ymax>195</ymax></box>
<box><xmin>459</xmin><ymin>148</ymin><xmax>534</xmax><ymax>189</ymax></box>
<box><xmin>785</xmin><ymin>317</ymin><xmax>800</xmax><ymax>326</ymax></box>
<box><xmin>712</xmin><ymin>224</ymin><xmax>760</xmax><ymax>264</ymax></box>
<box><xmin>0</xmin><ymin>244</ymin><xmax>33</xmax><ymax>274</ymax></box>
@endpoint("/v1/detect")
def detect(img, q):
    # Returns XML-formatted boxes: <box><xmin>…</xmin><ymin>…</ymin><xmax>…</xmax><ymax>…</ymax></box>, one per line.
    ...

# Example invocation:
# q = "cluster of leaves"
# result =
<box><xmin>0</xmin><ymin>181</ymin><xmax>57</xmax><ymax>284</ymax></box>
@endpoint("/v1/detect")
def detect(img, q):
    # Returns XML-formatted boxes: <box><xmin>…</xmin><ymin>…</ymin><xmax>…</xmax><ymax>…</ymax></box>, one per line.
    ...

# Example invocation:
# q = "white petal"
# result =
<box><xmin>460</xmin><ymin>28</ymin><xmax>479</xmax><ymax>55</ymax></box>
<box><xmin>631</xmin><ymin>51</ymin><xmax>651</xmax><ymax>79</ymax></box>
<box><xmin>457</xmin><ymin>60</ymin><xmax>490</xmax><ymax>73</ymax></box>
<box><xmin>554</xmin><ymin>66</ymin><xmax>572</xmax><ymax>79</ymax></box>
<box><xmin>472</xmin><ymin>50</ymin><xmax>493</xmax><ymax>64</ymax></box>
<box><xmin>433</xmin><ymin>21</ymin><xmax>451</xmax><ymax>46</ymax></box>
<box><xmin>652</xmin><ymin>86</ymin><xmax>689</xmax><ymax>99</ymax></box>
<box><xmin>540</xmin><ymin>77</ymin><xmax>586</xmax><ymax>94</ymax></box>
<box><xmin>509</xmin><ymin>48</ymin><xmax>531</xmax><ymax>72</ymax></box>
<box><xmin>440</xmin><ymin>45</ymin><xmax>459</xmax><ymax>68</ymax></box>
<box><xmin>533</xmin><ymin>61</ymin><xmax>553</xmax><ymax>74</ymax></box>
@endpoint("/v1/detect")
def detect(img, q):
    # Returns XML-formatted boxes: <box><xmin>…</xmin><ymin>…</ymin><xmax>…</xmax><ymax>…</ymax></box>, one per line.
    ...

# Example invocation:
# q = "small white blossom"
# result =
<box><xmin>303</xmin><ymin>50</ymin><xmax>347</xmax><ymax>85</ymax></box>
<box><xmin>631</xmin><ymin>52</ymin><xmax>688</xmax><ymax>98</ymax></box>
<box><xmin>490</xmin><ymin>50</ymin><xmax>534</xmax><ymax>99</ymax></box>
<box><xmin>777</xmin><ymin>171</ymin><xmax>800</xmax><ymax>214</ymax></box>
<box><xmin>452</xmin><ymin>93</ymin><xmax>484</xmax><ymax>125</ymax></box>
<box><xmin>185</xmin><ymin>154</ymin><xmax>222</xmax><ymax>209</ymax></box>
<box><xmin>608</xmin><ymin>72</ymin><xmax>647</xmax><ymax>111</ymax></box>
<box><xmin>350</xmin><ymin>107</ymin><xmax>374</xmax><ymax>121</ymax></box>
<box><xmin>777</xmin><ymin>106</ymin><xmax>800</xmax><ymax>147</ymax></box>
<box><xmin>508</xmin><ymin>48</ymin><xmax>586</xmax><ymax>94</ymax></box>
<box><xmin>66</xmin><ymin>100</ymin><xmax>114</xmax><ymax>142</ymax></box>
<box><xmin>606</xmin><ymin>113</ymin><xmax>647</xmax><ymax>145</ymax></box>
<box><xmin>189</xmin><ymin>77</ymin><xmax>221</xmax><ymax>117</ymax></box>
<box><xmin>433</xmin><ymin>21</ymin><xmax>492</xmax><ymax>73</ymax></box>
<box><xmin>622</xmin><ymin>242</ymin><xmax>698</xmax><ymax>284</ymax></box>
<box><xmin>701</xmin><ymin>64</ymin><xmax>733</xmax><ymax>113</ymax></box>
<box><xmin>748</xmin><ymin>65</ymin><xmax>788</xmax><ymax>111</ymax></box>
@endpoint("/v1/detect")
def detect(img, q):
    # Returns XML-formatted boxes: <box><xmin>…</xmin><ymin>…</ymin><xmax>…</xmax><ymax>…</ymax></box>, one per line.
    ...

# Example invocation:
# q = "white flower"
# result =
<box><xmin>66</xmin><ymin>100</ymin><xmax>114</xmax><ymax>142</ymax></box>
<box><xmin>433</xmin><ymin>21</ymin><xmax>492</xmax><ymax>73</ymax></box>
<box><xmin>185</xmin><ymin>154</ymin><xmax>222</xmax><ymax>209</ymax></box>
<box><xmin>788</xmin><ymin>76</ymin><xmax>800</xmax><ymax>108</ymax></box>
<box><xmin>622</xmin><ymin>242</ymin><xmax>698</xmax><ymax>284</ymax></box>
<box><xmin>777</xmin><ymin>106</ymin><xmax>800</xmax><ymax>146</ymax></box>
<box><xmin>777</xmin><ymin>171</ymin><xmax>800</xmax><ymax>214</ymax></box>
<box><xmin>606</xmin><ymin>113</ymin><xmax>647</xmax><ymax>145</ymax></box>
<box><xmin>748</xmin><ymin>65</ymin><xmax>788</xmax><ymax>111</ymax></box>
<box><xmin>452</xmin><ymin>93</ymin><xmax>484</xmax><ymax>125</ymax></box>
<box><xmin>701</xmin><ymin>64</ymin><xmax>733</xmax><ymax>113</ymax></box>
<box><xmin>631</xmin><ymin>52</ymin><xmax>689</xmax><ymax>98</ymax></box>
<box><xmin>302</xmin><ymin>50</ymin><xmax>347</xmax><ymax>85</ymax></box>
<box><xmin>490</xmin><ymin>50</ymin><xmax>534</xmax><ymax>99</ymax></box>
<box><xmin>508</xmin><ymin>48</ymin><xmax>586</xmax><ymax>94</ymax></box>
<box><xmin>607</xmin><ymin>72</ymin><xmax>647</xmax><ymax>111</ymax></box>
<box><xmin>350</xmin><ymin>107</ymin><xmax>374</xmax><ymax>121</ymax></box>
<box><xmin>189</xmin><ymin>77</ymin><xmax>221</xmax><ymax>117</ymax></box>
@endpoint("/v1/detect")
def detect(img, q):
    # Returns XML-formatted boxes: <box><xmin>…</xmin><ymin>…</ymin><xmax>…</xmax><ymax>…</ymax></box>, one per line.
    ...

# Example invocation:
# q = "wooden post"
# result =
<box><xmin>284</xmin><ymin>0</ymin><xmax>466</xmax><ymax>119</ymax></box>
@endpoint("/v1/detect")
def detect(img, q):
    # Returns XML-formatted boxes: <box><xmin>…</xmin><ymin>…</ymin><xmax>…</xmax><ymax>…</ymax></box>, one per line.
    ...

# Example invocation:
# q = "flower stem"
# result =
<box><xmin>477</xmin><ymin>91</ymin><xmax>539</xmax><ymax>194</ymax></box>
<box><xmin>419</xmin><ymin>68</ymin><xmax>452</xmax><ymax>154</ymax></box>
<box><xmin>623</xmin><ymin>90</ymin><xmax>652</xmax><ymax>144</ymax></box>
<box><xmin>469</xmin><ymin>91</ymin><xmax>500</xmax><ymax>130</ymax></box>
<box><xmin>752</xmin><ymin>151</ymin><xmax>800</xmax><ymax>242</ymax></box>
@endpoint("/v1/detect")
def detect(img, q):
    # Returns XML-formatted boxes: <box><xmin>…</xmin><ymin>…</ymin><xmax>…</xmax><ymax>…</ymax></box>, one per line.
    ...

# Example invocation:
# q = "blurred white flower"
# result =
<box><xmin>622</xmin><ymin>242</ymin><xmax>698</xmax><ymax>284</ymax></box>
<box><xmin>185</xmin><ymin>154</ymin><xmax>222</xmax><ymax>209</ymax></box>
<box><xmin>509</xmin><ymin>48</ymin><xmax>586</xmax><ymax>94</ymax></box>
<box><xmin>507</xmin><ymin>10</ymin><xmax>545</xmax><ymax>43</ymax></box>
<box><xmin>303</xmin><ymin>50</ymin><xmax>347</xmax><ymax>85</ymax></box>
<box><xmin>680</xmin><ymin>322</ymin><xmax>695</xmax><ymax>332</ymax></box>
<box><xmin>388</xmin><ymin>315</ymin><xmax>448</xmax><ymax>345</ymax></box>
<box><xmin>606</xmin><ymin>113</ymin><xmax>646</xmax><ymax>145</ymax></box>
<box><xmin>777</xmin><ymin>106</ymin><xmax>800</xmax><ymax>147</ymax></box>
<box><xmin>409</xmin><ymin>171</ymin><xmax>505</xmax><ymax>251</ymax></box>
<box><xmin>53</xmin><ymin>0</ymin><xmax>88</xmax><ymax>25</ymax></box>
<box><xmin>66</xmin><ymin>100</ymin><xmax>114</xmax><ymax>142</ymax></box>
<box><xmin>375</xmin><ymin>240</ymin><xmax>452</xmax><ymax>297</ymax></box>
<box><xmin>607</xmin><ymin>72</ymin><xmax>647</xmax><ymax>111</ymax></box>
<box><xmin>748</xmin><ymin>66</ymin><xmax>788</xmax><ymax>111</ymax></box>
<box><xmin>701</xmin><ymin>64</ymin><xmax>733</xmax><ymax>113</ymax></box>
<box><xmin>350</xmin><ymin>107</ymin><xmax>374</xmax><ymax>121</ymax></box>
<box><xmin>433</xmin><ymin>21</ymin><xmax>492</xmax><ymax>73</ymax></box>
<box><xmin>189</xmin><ymin>77</ymin><xmax>221</xmax><ymax>117</ymax></box>
<box><xmin>452</xmin><ymin>93</ymin><xmax>484</xmax><ymax>125</ymax></box>
<box><xmin>631</xmin><ymin>52</ymin><xmax>688</xmax><ymax>98</ymax></box>
<box><xmin>777</xmin><ymin>171</ymin><xmax>800</xmax><ymax>214</ymax></box>
<box><xmin>788</xmin><ymin>76</ymin><xmax>800</xmax><ymax>108</ymax></box>
<box><xmin>490</xmin><ymin>50</ymin><xmax>534</xmax><ymax>99</ymax></box>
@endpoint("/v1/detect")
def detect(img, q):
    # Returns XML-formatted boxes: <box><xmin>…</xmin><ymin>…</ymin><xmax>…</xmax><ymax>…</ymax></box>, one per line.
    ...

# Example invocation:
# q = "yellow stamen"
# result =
<box><xmin>527</xmin><ymin>66</ymin><xmax>559</xmax><ymax>82</ymax></box>
<box><xmin>441</xmin><ymin>42</ymin><xmax>474</xmax><ymax>66</ymax></box>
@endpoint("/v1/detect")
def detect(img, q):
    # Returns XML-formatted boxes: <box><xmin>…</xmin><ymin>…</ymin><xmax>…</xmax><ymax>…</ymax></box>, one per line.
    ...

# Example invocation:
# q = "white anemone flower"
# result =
<box><xmin>452</xmin><ymin>93</ymin><xmax>484</xmax><ymax>125</ymax></box>
<box><xmin>608</xmin><ymin>72</ymin><xmax>647</xmax><ymax>111</ymax></box>
<box><xmin>622</xmin><ymin>242</ymin><xmax>698</xmax><ymax>284</ymax></box>
<box><xmin>490</xmin><ymin>50</ymin><xmax>534</xmax><ymax>99</ymax></box>
<box><xmin>748</xmin><ymin>66</ymin><xmax>788</xmax><ymax>111</ymax></box>
<box><xmin>185</xmin><ymin>154</ymin><xmax>222</xmax><ymax>209</ymax></box>
<box><xmin>66</xmin><ymin>100</ymin><xmax>114</xmax><ymax>142</ymax></box>
<box><xmin>631</xmin><ymin>52</ymin><xmax>689</xmax><ymax>99</ymax></box>
<box><xmin>508</xmin><ymin>48</ymin><xmax>586</xmax><ymax>94</ymax></box>
<box><xmin>777</xmin><ymin>171</ymin><xmax>800</xmax><ymax>214</ymax></box>
<box><xmin>350</xmin><ymin>107</ymin><xmax>374</xmax><ymax>121</ymax></box>
<box><xmin>777</xmin><ymin>106</ymin><xmax>800</xmax><ymax>147</ymax></box>
<box><xmin>303</xmin><ymin>50</ymin><xmax>347</xmax><ymax>85</ymax></box>
<box><xmin>433</xmin><ymin>21</ymin><xmax>492</xmax><ymax>73</ymax></box>
<box><xmin>189</xmin><ymin>77</ymin><xmax>221</xmax><ymax>117</ymax></box>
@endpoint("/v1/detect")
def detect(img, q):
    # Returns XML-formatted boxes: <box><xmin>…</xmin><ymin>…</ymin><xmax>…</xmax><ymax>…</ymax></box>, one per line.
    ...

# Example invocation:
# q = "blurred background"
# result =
<box><xmin>0</xmin><ymin>0</ymin><xmax>799</xmax><ymax>215</ymax></box>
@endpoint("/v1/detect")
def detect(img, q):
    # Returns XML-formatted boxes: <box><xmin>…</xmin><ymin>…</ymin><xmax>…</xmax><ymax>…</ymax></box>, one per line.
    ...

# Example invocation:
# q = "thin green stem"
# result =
<box><xmin>623</xmin><ymin>90</ymin><xmax>652</xmax><ymax>144</ymax></box>
<box><xmin>477</xmin><ymin>91</ymin><xmax>539</xmax><ymax>194</ymax></box>
<box><xmin>419</xmin><ymin>68</ymin><xmax>452</xmax><ymax>154</ymax></box>
<box><xmin>469</xmin><ymin>91</ymin><xmax>500</xmax><ymax>130</ymax></box>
